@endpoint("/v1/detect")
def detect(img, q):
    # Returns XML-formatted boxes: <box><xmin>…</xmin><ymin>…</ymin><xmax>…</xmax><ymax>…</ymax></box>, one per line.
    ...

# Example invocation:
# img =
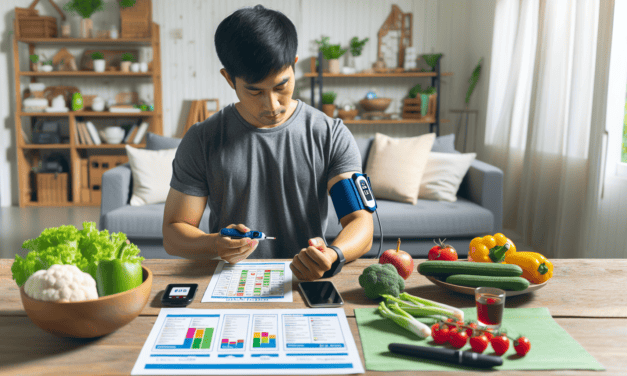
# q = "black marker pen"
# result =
<box><xmin>388</xmin><ymin>343</ymin><xmax>503</xmax><ymax>368</ymax></box>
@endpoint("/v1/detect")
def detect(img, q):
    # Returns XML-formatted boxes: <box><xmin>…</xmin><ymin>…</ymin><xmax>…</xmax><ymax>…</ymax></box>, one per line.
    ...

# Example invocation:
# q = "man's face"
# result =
<box><xmin>222</xmin><ymin>58</ymin><xmax>298</xmax><ymax>128</ymax></box>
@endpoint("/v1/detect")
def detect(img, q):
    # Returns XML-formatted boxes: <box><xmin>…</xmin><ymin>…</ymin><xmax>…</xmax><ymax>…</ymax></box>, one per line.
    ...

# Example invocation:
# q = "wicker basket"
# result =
<box><xmin>15</xmin><ymin>7</ymin><xmax>58</xmax><ymax>38</ymax></box>
<box><xmin>36</xmin><ymin>173</ymin><xmax>68</xmax><ymax>205</ymax></box>
<box><xmin>120</xmin><ymin>0</ymin><xmax>152</xmax><ymax>38</ymax></box>
<box><xmin>402</xmin><ymin>94</ymin><xmax>437</xmax><ymax>120</ymax></box>
<box><xmin>359</xmin><ymin>98</ymin><xmax>392</xmax><ymax>112</ymax></box>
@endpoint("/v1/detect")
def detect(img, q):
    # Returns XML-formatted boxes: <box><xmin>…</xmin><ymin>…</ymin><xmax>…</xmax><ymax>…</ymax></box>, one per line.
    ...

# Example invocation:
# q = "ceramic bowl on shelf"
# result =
<box><xmin>99</xmin><ymin>126</ymin><xmax>125</xmax><ymax>144</ymax></box>
<box><xmin>20</xmin><ymin>266</ymin><xmax>152</xmax><ymax>338</ymax></box>
<box><xmin>359</xmin><ymin>98</ymin><xmax>392</xmax><ymax>112</ymax></box>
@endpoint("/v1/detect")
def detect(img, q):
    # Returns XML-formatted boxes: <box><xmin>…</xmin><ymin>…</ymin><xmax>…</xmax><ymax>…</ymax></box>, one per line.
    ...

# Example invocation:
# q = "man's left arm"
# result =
<box><xmin>290</xmin><ymin>171</ymin><xmax>373</xmax><ymax>280</ymax></box>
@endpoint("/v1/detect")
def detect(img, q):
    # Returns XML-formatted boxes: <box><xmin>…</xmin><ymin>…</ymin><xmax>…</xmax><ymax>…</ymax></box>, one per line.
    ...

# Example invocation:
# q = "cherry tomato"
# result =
<box><xmin>465</xmin><ymin>322</ymin><xmax>478</xmax><ymax>337</ymax></box>
<box><xmin>514</xmin><ymin>336</ymin><xmax>531</xmax><ymax>356</ymax></box>
<box><xmin>482</xmin><ymin>329</ymin><xmax>494</xmax><ymax>341</ymax></box>
<box><xmin>469</xmin><ymin>334</ymin><xmax>489</xmax><ymax>353</ymax></box>
<box><xmin>491</xmin><ymin>334</ymin><xmax>510</xmax><ymax>355</ymax></box>
<box><xmin>428</xmin><ymin>239</ymin><xmax>458</xmax><ymax>261</ymax></box>
<box><xmin>449</xmin><ymin>330</ymin><xmax>468</xmax><ymax>349</ymax></box>
<box><xmin>432</xmin><ymin>326</ymin><xmax>450</xmax><ymax>344</ymax></box>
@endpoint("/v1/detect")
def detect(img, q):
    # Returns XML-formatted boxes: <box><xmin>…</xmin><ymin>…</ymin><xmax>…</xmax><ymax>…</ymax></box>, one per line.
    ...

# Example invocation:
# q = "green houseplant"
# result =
<box><xmin>405</xmin><ymin>84</ymin><xmax>437</xmax><ymax>118</ymax></box>
<box><xmin>120</xmin><ymin>53</ymin><xmax>135</xmax><ymax>72</ymax></box>
<box><xmin>91</xmin><ymin>51</ymin><xmax>106</xmax><ymax>72</ymax></box>
<box><xmin>29</xmin><ymin>54</ymin><xmax>40</xmax><ymax>72</ymax></box>
<box><xmin>321</xmin><ymin>91</ymin><xmax>337</xmax><ymax>117</ymax></box>
<box><xmin>316</xmin><ymin>37</ymin><xmax>347</xmax><ymax>74</ymax></box>
<box><xmin>63</xmin><ymin>0</ymin><xmax>105</xmax><ymax>38</ymax></box>
<box><xmin>422</xmin><ymin>53</ymin><xmax>443</xmax><ymax>71</ymax></box>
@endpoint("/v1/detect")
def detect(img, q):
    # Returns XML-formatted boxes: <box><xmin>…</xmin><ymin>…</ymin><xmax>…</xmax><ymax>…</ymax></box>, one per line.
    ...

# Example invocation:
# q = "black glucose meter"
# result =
<box><xmin>161</xmin><ymin>283</ymin><xmax>198</xmax><ymax>307</ymax></box>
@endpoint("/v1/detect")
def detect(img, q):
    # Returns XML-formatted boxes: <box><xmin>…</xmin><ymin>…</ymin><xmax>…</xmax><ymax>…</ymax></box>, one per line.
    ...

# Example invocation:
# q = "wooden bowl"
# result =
<box><xmin>359</xmin><ymin>98</ymin><xmax>392</xmax><ymax>112</ymax></box>
<box><xmin>19</xmin><ymin>266</ymin><xmax>152</xmax><ymax>338</ymax></box>
<box><xmin>337</xmin><ymin>109</ymin><xmax>359</xmax><ymax>120</ymax></box>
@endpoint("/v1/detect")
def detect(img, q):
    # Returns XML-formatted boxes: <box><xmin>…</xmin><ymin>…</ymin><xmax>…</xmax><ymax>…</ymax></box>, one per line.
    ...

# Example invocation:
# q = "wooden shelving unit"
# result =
<box><xmin>308</xmin><ymin>51</ymin><xmax>452</xmax><ymax>134</ymax></box>
<box><xmin>12</xmin><ymin>22</ymin><xmax>163</xmax><ymax>207</ymax></box>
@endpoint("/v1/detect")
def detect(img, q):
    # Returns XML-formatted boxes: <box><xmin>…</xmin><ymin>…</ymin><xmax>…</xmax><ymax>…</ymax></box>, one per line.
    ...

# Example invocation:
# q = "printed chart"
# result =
<box><xmin>202</xmin><ymin>261</ymin><xmax>293</xmax><ymax>302</ymax></box>
<box><xmin>131</xmin><ymin>308</ymin><xmax>364</xmax><ymax>375</ymax></box>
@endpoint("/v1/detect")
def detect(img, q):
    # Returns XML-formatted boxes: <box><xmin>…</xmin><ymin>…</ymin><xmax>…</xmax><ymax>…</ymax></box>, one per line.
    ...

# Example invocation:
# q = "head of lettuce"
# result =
<box><xmin>11</xmin><ymin>222</ymin><xmax>144</xmax><ymax>297</ymax></box>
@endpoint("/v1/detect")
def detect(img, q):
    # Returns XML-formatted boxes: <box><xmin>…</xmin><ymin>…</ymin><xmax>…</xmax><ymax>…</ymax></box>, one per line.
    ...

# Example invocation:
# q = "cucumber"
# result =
<box><xmin>445</xmin><ymin>274</ymin><xmax>530</xmax><ymax>291</ymax></box>
<box><xmin>418</xmin><ymin>261</ymin><xmax>522</xmax><ymax>278</ymax></box>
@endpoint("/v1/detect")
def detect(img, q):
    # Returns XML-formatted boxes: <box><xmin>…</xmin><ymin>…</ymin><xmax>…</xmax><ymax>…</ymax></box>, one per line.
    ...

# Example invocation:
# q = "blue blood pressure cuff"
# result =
<box><xmin>330</xmin><ymin>173</ymin><xmax>377</xmax><ymax>221</ymax></box>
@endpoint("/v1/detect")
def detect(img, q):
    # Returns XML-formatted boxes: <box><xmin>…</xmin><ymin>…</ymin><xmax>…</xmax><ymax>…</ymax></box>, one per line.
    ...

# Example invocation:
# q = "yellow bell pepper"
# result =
<box><xmin>504</xmin><ymin>251</ymin><xmax>553</xmax><ymax>284</ymax></box>
<box><xmin>468</xmin><ymin>233</ymin><xmax>517</xmax><ymax>263</ymax></box>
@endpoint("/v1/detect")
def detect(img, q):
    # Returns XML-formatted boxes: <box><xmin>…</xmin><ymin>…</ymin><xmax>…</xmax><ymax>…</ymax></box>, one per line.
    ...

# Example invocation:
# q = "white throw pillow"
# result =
<box><xmin>365</xmin><ymin>132</ymin><xmax>436</xmax><ymax>205</ymax></box>
<box><xmin>125</xmin><ymin>145</ymin><xmax>177</xmax><ymax>206</ymax></box>
<box><xmin>419</xmin><ymin>152</ymin><xmax>477</xmax><ymax>202</ymax></box>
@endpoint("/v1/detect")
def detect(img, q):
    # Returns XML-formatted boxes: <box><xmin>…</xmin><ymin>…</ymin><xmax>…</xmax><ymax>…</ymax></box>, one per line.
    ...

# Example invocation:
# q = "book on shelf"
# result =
<box><xmin>123</xmin><ymin>123</ymin><xmax>138</xmax><ymax>144</ymax></box>
<box><xmin>75</xmin><ymin>121</ymin><xmax>83</xmax><ymax>144</ymax></box>
<box><xmin>133</xmin><ymin>121</ymin><xmax>150</xmax><ymax>144</ymax></box>
<box><xmin>85</xmin><ymin>121</ymin><xmax>101</xmax><ymax>145</ymax></box>
<box><xmin>79</xmin><ymin>122</ymin><xmax>93</xmax><ymax>145</ymax></box>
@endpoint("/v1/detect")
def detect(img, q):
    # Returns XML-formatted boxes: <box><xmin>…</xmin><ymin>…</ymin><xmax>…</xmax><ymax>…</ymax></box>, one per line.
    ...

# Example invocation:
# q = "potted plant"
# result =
<box><xmin>403</xmin><ymin>84</ymin><xmax>437</xmax><ymax>119</ymax></box>
<box><xmin>120</xmin><ymin>53</ymin><xmax>134</xmax><ymax>72</ymax></box>
<box><xmin>316</xmin><ymin>37</ymin><xmax>347</xmax><ymax>74</ymax></box>
<box><xmin>63</xmin><ymin>0</ymin><xmax>105</xmax><ymax>38</ymax></box>
<box><xmin>321</xmin><ymin>91</ymin><xmax>337</xmax><ymax>117</ymax></box>
<box><xmin>91</xmin><ymin>52</ymin><xmax>105</xmax><ymax>72</ymax></box>
<box><xmin>422</xmin><ymin>53</ymin><xmax>443</xmax><ymax>72</ymax></box>
<box><xmin>41</xmin><ymin>60</ymin><xmax>54</xmax><ymax>72</ymax></box>
<box><xmin>348</xmin><ymin>36</ymin><xmax>369</xmax><ymax>72</ymax></box>
<box><xmin>30</xmin><ymin>54</ymin><xmax>40</xmax><ymax>72</ymax></box>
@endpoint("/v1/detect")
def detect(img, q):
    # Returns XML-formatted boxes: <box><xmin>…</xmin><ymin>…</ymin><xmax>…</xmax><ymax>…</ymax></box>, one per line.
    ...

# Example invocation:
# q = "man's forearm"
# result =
<box><xmin>163</xmin><ymin>222</ymin><xmax>219</xmax><ymax>259</ymax></box>
<box><xmin>330</xmin><ymin>210</ymin><xmax>374</xmax><ymax>262</ymax></box>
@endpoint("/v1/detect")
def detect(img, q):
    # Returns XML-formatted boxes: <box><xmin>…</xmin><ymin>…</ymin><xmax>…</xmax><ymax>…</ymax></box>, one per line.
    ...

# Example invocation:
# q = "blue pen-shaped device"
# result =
<box><xmin>220</xmin><ymin>228</ymin><xmax>276</xmax><ymax>240</ymax></box>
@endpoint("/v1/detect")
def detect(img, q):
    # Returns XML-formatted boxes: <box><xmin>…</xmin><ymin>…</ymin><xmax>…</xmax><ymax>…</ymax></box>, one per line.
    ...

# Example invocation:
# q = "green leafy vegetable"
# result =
<box><xmin>359</xmin><ymin>263</ymin><xmax>405</xmax><ymax>300</ymax></box>
<box><xmin>11</xmin><ymin>222</ymin><xmax>143</xmax><ymax>287</ymax></box>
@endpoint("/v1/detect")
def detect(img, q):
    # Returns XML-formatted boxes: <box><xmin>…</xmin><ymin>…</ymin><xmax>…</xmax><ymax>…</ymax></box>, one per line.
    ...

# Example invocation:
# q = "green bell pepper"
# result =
<box><xmin>95</xmin><ymin>243</ymin><xmax>143</xmax><ymax>296</ymax></box>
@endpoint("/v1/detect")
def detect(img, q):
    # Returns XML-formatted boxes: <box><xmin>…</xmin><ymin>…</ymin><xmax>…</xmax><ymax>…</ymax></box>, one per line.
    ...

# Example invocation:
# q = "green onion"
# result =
<box><xmin>399</xmin><ymin>292</ymin><xmax>464</xmax><ymax>321</ymax></box>
<box><xmin>378</xmin><ymin>302</ymin><xmax>432</xmax><ymax>338</ymax></box>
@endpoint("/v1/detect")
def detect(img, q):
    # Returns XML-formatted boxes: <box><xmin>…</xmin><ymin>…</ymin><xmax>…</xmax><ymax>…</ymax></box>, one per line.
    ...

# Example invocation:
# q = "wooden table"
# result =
<box><xmin>1</xmin><ymin>258</ymin><xmax>626</xmax><ymax>375</ymax></box>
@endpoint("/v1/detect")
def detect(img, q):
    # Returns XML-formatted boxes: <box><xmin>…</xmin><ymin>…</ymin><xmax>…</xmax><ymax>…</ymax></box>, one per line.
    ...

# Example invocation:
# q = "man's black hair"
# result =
<box><xmin>215</xmin><ymin>5</ymin><xmax>298</xmax><ymax>86</ymax></box>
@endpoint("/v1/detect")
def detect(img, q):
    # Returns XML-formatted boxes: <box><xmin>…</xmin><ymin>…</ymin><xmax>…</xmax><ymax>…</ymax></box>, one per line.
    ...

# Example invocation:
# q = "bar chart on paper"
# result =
<box><xmin>251</xmin><ymin>314</ymin><xmax>278</xmax><ymax>349</ymax></box>
<box><xmin>153</xmin><ymin>314</ymin><xmax>219</xmax><ymax>351</ymax></box>
<box><xmin>202</xmin><ymin>261</ymin><xmax>293</xmax><ymax>302</ymax></box>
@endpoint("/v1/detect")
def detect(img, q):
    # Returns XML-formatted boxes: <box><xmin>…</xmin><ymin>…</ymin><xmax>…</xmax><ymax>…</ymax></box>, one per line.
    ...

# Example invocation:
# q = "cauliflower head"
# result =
<box><xmin>358</xmin><ymin>263</ymin><xmax>405</xmax><ymax>300</ymax></box>
<box><xmin>24</xmin><ymin>264</ymin><xmax>98</xmax><ymax>302</ymax></box>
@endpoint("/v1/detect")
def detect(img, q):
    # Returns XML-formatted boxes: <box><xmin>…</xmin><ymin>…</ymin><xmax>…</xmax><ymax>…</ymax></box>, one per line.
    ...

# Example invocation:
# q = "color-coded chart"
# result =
<box><xmin>154</xmin><ymin>314</ymin><xmax>220</xmax><ymax>351</ymax></box>
<box><xmin>220</xmin><ymin>338</ymin><xmax>244</xmax><ymax>349</ymax></box>
<box><xmin>253</xmin><ymin>332</ymin><xmax>277</xmax><ymax>348</ymax></box>
<box><xmin>186</xmin><ymin>328</ymin><xmax>213</xmax><ymax>349</ymax></box>
<box><xmin>203</xmin><ymin>262</ymin><xmax>293</xmax><ymax>302</ymax></box>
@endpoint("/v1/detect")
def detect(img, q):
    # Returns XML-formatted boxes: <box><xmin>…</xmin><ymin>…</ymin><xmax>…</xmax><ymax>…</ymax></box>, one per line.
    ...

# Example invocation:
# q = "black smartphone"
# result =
<box><xmin>161</xmin><ymin>283</ymin><xmax>198</xmax><ymax>307</ymax></box>
<box><xmin>298</xmin><ymin>281</ymin><xmax>344</xmax><ymax>308</ymax></box>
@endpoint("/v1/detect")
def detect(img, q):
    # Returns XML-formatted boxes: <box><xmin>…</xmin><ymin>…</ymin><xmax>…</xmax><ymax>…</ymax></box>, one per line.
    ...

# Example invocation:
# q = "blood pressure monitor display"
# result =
<box><xmin>169</xmin><ymin>287</ymin><xmax>190</xmax><ymax>299</ymax></box>
<box><xmin>162</xmin><ymin>283</ymin><xmax>198</xmax><ymax>307</ymax></box>
<box><xmin>359</xmin><ymin>180</ymin><xmax>373</xmax><ymax>201</ymax></box>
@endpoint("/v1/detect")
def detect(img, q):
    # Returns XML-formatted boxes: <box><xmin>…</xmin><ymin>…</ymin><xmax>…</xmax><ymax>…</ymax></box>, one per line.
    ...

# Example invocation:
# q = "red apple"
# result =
<box><xmin>379</xmin><ymin>238</ymin><xmax>414</xmax><ymax>279</ymax></box>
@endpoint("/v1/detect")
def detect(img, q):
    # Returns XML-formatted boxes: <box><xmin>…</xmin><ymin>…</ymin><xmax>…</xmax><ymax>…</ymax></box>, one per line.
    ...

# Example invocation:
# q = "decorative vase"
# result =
<box><xmin>328</xmin><ymin>59</ymin><xmax>340</xmax><ymax>74</ymax></box>
<box><xmin>322</xmin><ymin>104</ymin><xmax>335</xmax><ymax>117</ymax></box>
<box><xmin>80</xmin><ymin>18</ymin><xmax>93</xmax><ymax>38</ymax></box>
<box><xmin>72</xmin><ymin>92</ymin><xmax>84</xmax><ymax>111</ymax></box>
<box><xmin>420</xmin><ymin>94</ymin><xmax>430</xmax><ymax>116</ymax></box>
<box><xmin>41</xmin><ymin>65</ymin><xmax>53</xmax><ymax>72</ymax></box>
<box><xmin>121</xmin><ymin>61</ymin><xmax>131</xmax><ymax>72</ymax></box>
<box><xmin>130</xmin><ymin>63</ymin><xmax>141</xmax><ymax>73</ymax></box>
<box><xmin>110</xmin><ymin>26</ymin><xmax>118</xmax><ymax>39</ymax></box>
<box><xmin>32</xmin><ymin>62</ymin><xmax>41</xmax><ymax>72</ymax></box>
<box><xmin>139</xmin><ymin>62</ymin><xmax>148</xmax><ymax>73</ymax></box>
<box><xmin>61</xmin><ymin>22</ymin><xmax>71</xmax><ymax>38</ymax></box>
<box><xmin>93</xmin><ymin>59</ymin><xmax>106</xmax><ymax>72</ymax></box>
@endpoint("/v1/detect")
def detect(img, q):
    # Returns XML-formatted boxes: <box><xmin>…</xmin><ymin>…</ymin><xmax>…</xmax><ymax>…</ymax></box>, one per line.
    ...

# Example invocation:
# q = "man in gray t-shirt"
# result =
<box><xmin>162</xmin><ymin>5</ymin><xmax>374</xmax><ymax>281</ymax></box>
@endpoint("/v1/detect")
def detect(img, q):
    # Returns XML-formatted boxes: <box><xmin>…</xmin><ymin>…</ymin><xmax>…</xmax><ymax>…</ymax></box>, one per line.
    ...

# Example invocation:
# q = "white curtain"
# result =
<box><xmin>484</xmin><ymin>0</ymin><xmax>600</xmax><ymax>257</ymax></box>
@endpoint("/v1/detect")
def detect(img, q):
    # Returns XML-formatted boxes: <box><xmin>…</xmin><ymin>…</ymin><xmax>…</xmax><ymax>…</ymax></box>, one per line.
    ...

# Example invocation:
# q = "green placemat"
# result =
<box><xmin>354</xmin><ymin>307</ymin><xmax>604</xmax><ymax>371</ymax></box>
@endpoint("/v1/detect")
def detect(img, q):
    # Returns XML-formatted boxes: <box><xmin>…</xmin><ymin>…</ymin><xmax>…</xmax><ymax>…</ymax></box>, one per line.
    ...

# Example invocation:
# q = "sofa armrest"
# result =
<box><xmin>458</xmin><ymin>159</ymin><xmax>504</xmax><ymax>233</ymax></box>
<box><xmin>100</xmin><ymin>163</ymin><xmax>132</xmax><ymax>230</ymax></box>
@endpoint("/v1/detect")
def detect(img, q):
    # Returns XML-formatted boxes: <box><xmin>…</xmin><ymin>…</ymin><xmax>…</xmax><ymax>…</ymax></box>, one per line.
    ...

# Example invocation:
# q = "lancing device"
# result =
<box><xmin>388</xmin><ymin>343</ymin><xmax>503</xmax><ymax>368</ymax></box>
<box><xmin>219</xmin><ymin>228</ymin><xmax>276</xmax><ymax>240</ymax></box>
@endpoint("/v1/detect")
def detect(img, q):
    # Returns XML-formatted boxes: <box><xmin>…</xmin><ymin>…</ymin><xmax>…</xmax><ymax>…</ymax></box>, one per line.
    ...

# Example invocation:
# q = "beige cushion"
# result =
<box><xmin>125</xmin><ymin>145</ymin><xmax>177</xmax><ymax>206</ymax></box>
<box><xmin>419</xmin><ymin>152</ymin><xmax>477</xmax><ymax>202</ymax></box>
<box><xmin>365</xmin><ymin>132</ymin><xmax>436</xmax><ymax>205</ymax></box>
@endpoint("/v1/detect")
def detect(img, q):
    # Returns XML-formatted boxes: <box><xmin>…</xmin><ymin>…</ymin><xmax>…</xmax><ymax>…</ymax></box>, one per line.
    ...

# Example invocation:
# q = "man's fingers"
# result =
<box><xmin>308</xmin><ymin>237</ymin><xmax>326</xmax><ymax>251</ymax></box>
<box><xmin>290</xmin><ymin>256</ymin><xmax>308</xmax><ymax>280</ymax></box>
<box><xmin>293</xmin><ymin>253</ymin><xmax>320</xmax><ymax>281</ymax></box>
<box><xmin>303</xmin><ymin>247</ymin><xmax>331</xmax><ymax>269</ymax></box>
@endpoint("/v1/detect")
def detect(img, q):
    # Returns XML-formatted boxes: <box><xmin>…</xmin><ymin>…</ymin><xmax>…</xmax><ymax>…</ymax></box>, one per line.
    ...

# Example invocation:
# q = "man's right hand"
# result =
<box><xmin>215</xmin><ymin>224</ymin><xmax>258</xmax><ymax>264</ymax></box>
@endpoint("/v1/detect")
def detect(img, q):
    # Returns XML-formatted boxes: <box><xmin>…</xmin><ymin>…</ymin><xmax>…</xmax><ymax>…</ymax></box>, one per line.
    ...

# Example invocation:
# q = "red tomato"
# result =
<box><xmin>491</xmin><ymin>334</ymin><xmax>510</xmax><ymax>355</ymax></box>
<box><xmin>469</xmin><ymin>334</ymin><xmax>489</xmax><ymax>353</ymax></box>
<box><xmin>514</xmin><ymin>336</ymin><xmax>531</xmax><ymax>356</ymax></box>
<box><xmin>432</xmin><ymin>326</ymin><xmax>450</xmax><ymax>344</ymax></box>
<box><xmin>428</xmin><ymin>239</ymin><xmax>458</xmax><ymax>261</ymax></box>
<box><xmin>482</xmin><ymin>329</ymin><xmax>494</xmax><ymax>341</ymax></box>
<box><xmin>449</xmin><ymin>330</ymin><xmax>468</xmax><ymax>349</ymax></box>
<box><xmin>465</xmin><ymin>322</ymin><xmax>478</xmax><ymax>337</ymax></box>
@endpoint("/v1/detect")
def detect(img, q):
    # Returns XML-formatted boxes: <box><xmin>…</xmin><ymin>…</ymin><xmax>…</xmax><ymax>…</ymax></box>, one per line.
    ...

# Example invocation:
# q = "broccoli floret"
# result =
<box><xmin>358</xmin><ymin>263</ymin><xmax>405</xmax><ymax>300</ymax></box>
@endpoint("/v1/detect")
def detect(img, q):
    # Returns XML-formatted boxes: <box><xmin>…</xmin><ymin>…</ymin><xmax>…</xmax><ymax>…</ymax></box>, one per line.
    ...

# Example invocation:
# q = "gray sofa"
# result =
<box><xmin>100</xmin><ymin>133</ymin><xmax>503</xmax><ymax>258</ymax></box>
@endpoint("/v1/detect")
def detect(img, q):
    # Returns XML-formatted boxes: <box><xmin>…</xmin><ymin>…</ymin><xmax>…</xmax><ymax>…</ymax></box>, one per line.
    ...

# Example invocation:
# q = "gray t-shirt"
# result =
<box><xmin>170</xmin><ymin>100</ymin><xmax>362</xmax><ymax>258</ymax></box>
